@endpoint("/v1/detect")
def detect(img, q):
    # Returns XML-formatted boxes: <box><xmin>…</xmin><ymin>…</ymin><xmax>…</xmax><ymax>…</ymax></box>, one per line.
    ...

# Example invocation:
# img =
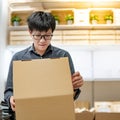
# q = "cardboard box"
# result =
<box><xmin>94</xmin><ymin>101</ymin><xmax>112</xmax><ymax>112</ymax></box>
<box><xmin>75</xmin><ymin>111</ymin><xmax>95</xmax><ymax>120</ymax></box>
<box><xmin>111</xmin><ymin>101</ymin><xmax>120</xmax><ymax>112</ymax></box>
<box><xmin>95</xmin><ymin>101</ymin><xmax>120</xmax><ymax>112</ymax></box>
<box><xmin>95</xmin><ymin>112</ymin><xmax>120</xmax><ymax>120</ymax></box>
<box><xmin>74</xmin><ymin>100</ymin><xmax>90</xmax><ymax>109</ymax></box>
<box><xmin>13</xmin><ymin>58</ymin><xmax>75</xmax><ymax>120</ymax></box>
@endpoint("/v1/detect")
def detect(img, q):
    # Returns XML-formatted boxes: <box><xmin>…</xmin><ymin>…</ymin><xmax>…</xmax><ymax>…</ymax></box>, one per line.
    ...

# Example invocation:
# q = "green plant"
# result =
<box><xmin>104</xmin><ymin>15</ymin><xmax>113</xmax><ymax>21</ymax></box>
<box><xmin>90</xmin><ymin>14</ymin><xmax>99</xmax><ymax>21</ymax></box>
<box><xmin>53</xmin><ymin>15</ymin><xmax>60</xmax><ymax>22</ymax></box>
<box><xmin>11</xmin><ymin>15</ymin><xmax>22</xmax><ymax>23</ymax></box>
<box><xmin>65</xmin><ymin>14</ymin><xmax>74</xmax><ymax>21</ymax></box>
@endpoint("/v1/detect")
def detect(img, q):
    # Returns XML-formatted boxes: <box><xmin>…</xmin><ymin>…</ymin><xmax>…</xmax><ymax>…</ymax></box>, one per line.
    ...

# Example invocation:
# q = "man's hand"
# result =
<box><xmin>72</xmin><ymin>71</ymin><xmax>83</xmax><ymax>89</ymax></box>
<box><xmin>10</xmin><ymin>96</ymin><xmax>15</xmax><ymax>111</ymax></box>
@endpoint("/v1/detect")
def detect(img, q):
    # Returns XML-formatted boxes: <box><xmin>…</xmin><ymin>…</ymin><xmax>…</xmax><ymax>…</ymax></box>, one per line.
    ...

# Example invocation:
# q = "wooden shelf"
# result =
<box><xmin>8</xmin><ymin>24</ymin><xmax>120</xmax><ymax>31</ymax></box>
<box><xmin>8</xmin><ymin>0</ymin><xmax>120</xmax><ymax>45</ymax></box>
<box><xmin>56</xmin><ymin>24</ymin><xmax>120</xmax><ymax>30</ymax></box>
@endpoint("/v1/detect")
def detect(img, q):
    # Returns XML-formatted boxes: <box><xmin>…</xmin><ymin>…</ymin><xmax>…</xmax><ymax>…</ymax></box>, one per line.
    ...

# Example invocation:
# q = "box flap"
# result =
<box><xmin>13</xmin><ymin>57</ymin><xmax>73</xmax><ymax>99</ymax></box>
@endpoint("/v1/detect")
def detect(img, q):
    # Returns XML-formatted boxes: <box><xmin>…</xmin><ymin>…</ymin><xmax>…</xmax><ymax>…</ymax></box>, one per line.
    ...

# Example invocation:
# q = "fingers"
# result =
<box><xmin>10</xmin><ymin>96</ymin><xmax>15</xmax><ymax>111</ymax></box>
<box><xmin>72</xmin><ymin>71</ymin><xmax>84</xmax><ymax>89</ymax></box>
<box><xmin>72</xmin><ymin>71</ymin><xmax>80</xmax><ymax>78</ymax></box>
<box><xmin>73</xmin><ymin>81</ymin><xmax>82</xmax><ymax>89</ymax></box>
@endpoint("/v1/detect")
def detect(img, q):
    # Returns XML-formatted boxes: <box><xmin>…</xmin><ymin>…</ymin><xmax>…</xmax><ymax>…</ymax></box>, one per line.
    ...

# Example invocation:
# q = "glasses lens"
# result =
<box><xmin>33</xmin><ymin>35</ymin><xmax>53</xmax><ymax>41</ymax></box>
<box><xmin>44</xmin><ymin>35</ymin><xmax>53</xmax><ymax>40</ymax></box>
<box><xmin>33</xmin><ymin>35</ymin><xmax>40</xmax><ymax>40</ymax></box>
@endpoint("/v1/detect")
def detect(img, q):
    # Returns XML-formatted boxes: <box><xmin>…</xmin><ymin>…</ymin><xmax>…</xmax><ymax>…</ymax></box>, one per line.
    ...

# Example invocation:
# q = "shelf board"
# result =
<box><xmin>56</xmin><ymin>24</ymin><xmax>120</xmax><ymax>30</ymax></box>
<box><xmin>8</xmin><ymin>24</ymin><xmax>120</xmax><ymax>31</ymax></box>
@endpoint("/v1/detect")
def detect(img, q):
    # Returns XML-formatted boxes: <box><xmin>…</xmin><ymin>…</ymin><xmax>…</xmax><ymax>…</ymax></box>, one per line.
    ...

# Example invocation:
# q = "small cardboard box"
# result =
<box><xmin>95</xmin><ymin>101</ymin><xmax>120</xmax><ymax>112</ymax></box>
<box><xmin>95</xmin><ymin>112</ymin><xmax>120</xmax><ymax>120</ymax></box>
<box><xmin>75</xmin><ymin>111</ymin><xmax>95</xmax><ymax>120</ymax></box>
<box><xmin>94</xmin><ymin>101</ymin><xmax>112</xmax><ymax>112</ymax></box>
<box><xmin>13</xmin><ymin>58</ymin><xmax>75</xmax><ymax>120</ymax></box>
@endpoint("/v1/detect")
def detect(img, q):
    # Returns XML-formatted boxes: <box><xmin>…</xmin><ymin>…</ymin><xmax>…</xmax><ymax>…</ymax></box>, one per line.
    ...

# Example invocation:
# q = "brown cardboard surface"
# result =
<box><xmin>95</xmin><ymin>112</ymin><xmax>120</xmax><ymax>120</ymax></box>
<box><xmin>75</xmin><ymin>111</ymin><xmax>95</xmax><ymax>120</ymax></box>
<box><xmin>13</xmin><ymin>57</ymin><xmax>75</xmax><ymax>120</ymax></box>
<box><xmin>74</xmin><ymin>100</ymin><xmax>90</xmax><ymax>109</ymax></box>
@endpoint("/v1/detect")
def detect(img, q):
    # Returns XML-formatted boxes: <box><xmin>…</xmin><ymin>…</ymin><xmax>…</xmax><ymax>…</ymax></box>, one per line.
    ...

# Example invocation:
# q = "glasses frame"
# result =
<box><xmin>32</xmin><ymin>34</ymin><xmax>53</xmax><ymax>41</ymax></box>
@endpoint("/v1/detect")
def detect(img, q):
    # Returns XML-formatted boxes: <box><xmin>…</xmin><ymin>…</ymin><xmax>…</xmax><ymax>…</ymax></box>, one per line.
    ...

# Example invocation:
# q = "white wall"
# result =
<box><xmin>0</xmin><ymin>0</ymin><xmax>8</xmax><ymax>102</ymax></box>
<box><xmin>93</xmin><ymin>50</ymin><xmax>120</xmax><ymax>79</ymax></box>
<box><xmin>6</xmin><ymin>45</ymin><xmax>120</xmax><ymax>81</ymax></box>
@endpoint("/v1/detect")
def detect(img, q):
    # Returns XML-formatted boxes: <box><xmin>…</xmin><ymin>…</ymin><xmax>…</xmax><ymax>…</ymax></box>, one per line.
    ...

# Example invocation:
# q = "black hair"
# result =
<box><xmin>27</xmin><ymin>11</ymin><xmax>56</xmax><ymax>32</ymax></box>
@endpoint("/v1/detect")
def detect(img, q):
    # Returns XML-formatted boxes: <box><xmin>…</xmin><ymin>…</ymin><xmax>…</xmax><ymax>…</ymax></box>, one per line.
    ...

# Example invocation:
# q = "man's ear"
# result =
<box><xmin>28</xmin><ymin>30</ymin><xmax>33</xmax><ymax>37</ymax></box>
<box><xmin>28</xmin><ymin>29</ymin><xmax>32</xmax><ymax>34</ymax></box>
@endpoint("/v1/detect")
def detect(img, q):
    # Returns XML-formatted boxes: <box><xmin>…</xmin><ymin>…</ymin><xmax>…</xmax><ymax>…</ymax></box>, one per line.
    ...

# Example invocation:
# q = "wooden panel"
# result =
<box><xmin>89</xmin><ymin>30</ymin><xmax>116</xmax><ymax>44</ymax></box>
<box><xmin>9</xmin><ymin>30</ymin><xmax>63</xmax><ymax>45</ymax></box>
<box><xmin>10</xmin><ymin>31</ymin><xmax>31</xmax><ymax>40</ymax></box>
<box><xmin>10</xmin><ymin>31</ymin><xmax>32</xmax><ymax>45</ymax></box>
<box><xmin>63</xmin><ymin>30</ymin><xmax>89</xmax><ymax>34</ymax></box>
<box><xmin>90</xmin><ymin>36</ymin><xmax>115</xmax><ymax>40</ymax></box>
<box><xmin>116</xmin><ymin>30</ymin><xmax>120</xmax><ymax>43</ymax></box>
<box><xmin>9</xmin><ymin>29</ymin><xmax>120</xmax><ymax>45</ymax></box>
<box><xmin>90</xmin><ymin>30</ymin><xmax>115</xmax><ymax>34</ymax></box>
<box><xmin>62</xmin><ymin>30</ymin><xmax>89</xmax><ymax>44</ymax></box>
<box><xmin>63</xmin><ymin>30</ymin><xmax>89</xmax><ymax>40</ymax></box>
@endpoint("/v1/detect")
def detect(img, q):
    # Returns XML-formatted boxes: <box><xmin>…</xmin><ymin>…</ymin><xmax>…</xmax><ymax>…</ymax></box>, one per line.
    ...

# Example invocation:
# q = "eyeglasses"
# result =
<box><xmin>32</xmin><ymin>34</ymin><xmax>53</xmax><ymax>41</ymax></box>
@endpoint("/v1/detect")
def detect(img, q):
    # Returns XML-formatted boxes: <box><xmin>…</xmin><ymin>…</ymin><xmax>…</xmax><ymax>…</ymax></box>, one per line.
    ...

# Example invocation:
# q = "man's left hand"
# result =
<box><xmin>72</xmin><ymin>71</ymin><xmax>83</xmax><ymax>89</ymax></box>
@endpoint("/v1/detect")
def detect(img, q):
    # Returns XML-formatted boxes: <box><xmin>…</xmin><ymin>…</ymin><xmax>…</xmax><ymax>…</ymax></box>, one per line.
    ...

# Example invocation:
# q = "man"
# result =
<box><xmin>4</xmin><ymin>11</ymin><xmax>83</xmax><ymax>112</ymax></box>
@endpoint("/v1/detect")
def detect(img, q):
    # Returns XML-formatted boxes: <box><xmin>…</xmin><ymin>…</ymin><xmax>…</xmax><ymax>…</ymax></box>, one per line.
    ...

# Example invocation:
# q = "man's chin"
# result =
<box><xmin>38</xmin><ymin>47</ymin><xmax>46</xmax><ymax>51</ymax></box>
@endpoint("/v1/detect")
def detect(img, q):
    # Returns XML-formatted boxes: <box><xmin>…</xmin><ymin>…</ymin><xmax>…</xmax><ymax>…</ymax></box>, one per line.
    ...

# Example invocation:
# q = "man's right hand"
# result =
<box><xmin>10</xmin><ymin>96</ymin><xmax>15</xmax><ymax>111</ymax></box>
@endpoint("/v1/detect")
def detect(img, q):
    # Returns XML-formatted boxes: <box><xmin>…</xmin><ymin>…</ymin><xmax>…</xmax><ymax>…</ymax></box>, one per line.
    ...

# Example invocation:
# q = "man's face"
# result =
<box><xmin>29</xmin><ymin>29</ymin><xmax>53</xmax><ymax>55</ymax></box>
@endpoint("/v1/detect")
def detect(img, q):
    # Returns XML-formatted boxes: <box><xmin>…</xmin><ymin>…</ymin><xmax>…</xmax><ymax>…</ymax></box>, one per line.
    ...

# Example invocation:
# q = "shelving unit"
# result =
<box><xmin>8</xmin><ymin>0</ymin><xmax>120</xmax><ymax>45</ymax></box>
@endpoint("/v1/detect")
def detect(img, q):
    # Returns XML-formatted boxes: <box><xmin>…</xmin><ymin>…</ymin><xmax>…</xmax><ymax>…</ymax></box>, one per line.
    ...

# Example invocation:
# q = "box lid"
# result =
<box><xmin>13</xmin><ymin>57</ymin><xmax>73</xmax><ymax>99</ymax></box>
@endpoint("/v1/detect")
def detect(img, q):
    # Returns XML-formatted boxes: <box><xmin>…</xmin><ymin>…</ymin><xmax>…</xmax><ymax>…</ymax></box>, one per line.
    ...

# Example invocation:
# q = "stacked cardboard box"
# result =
<box><xmin>95</xmin><ymin>112</ymin><xmax>120</xmax><ymax>120</ymax></box>
<box><xmin>94</xmin><ymin>101</ymin><xmax>120</xmax><ymax>120</ymax></box>
<box><xmin>75</xmin><ymin>111</ymin><xmax>120</xmax><ymax>120</ymax></box>
<box><xmin>95</xmin><ymin>101</ymin><xmax>120</xmax><ymax>112</ymax></box>
<box><xmin>74</xmin><ymin>101</ymin><xmax>120</xmax><ymax>120</ymax></box>
<box><xmin>75</xmin><ymin>111</ymin><xmax>95</xmax><ymax>120</ymax></box>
